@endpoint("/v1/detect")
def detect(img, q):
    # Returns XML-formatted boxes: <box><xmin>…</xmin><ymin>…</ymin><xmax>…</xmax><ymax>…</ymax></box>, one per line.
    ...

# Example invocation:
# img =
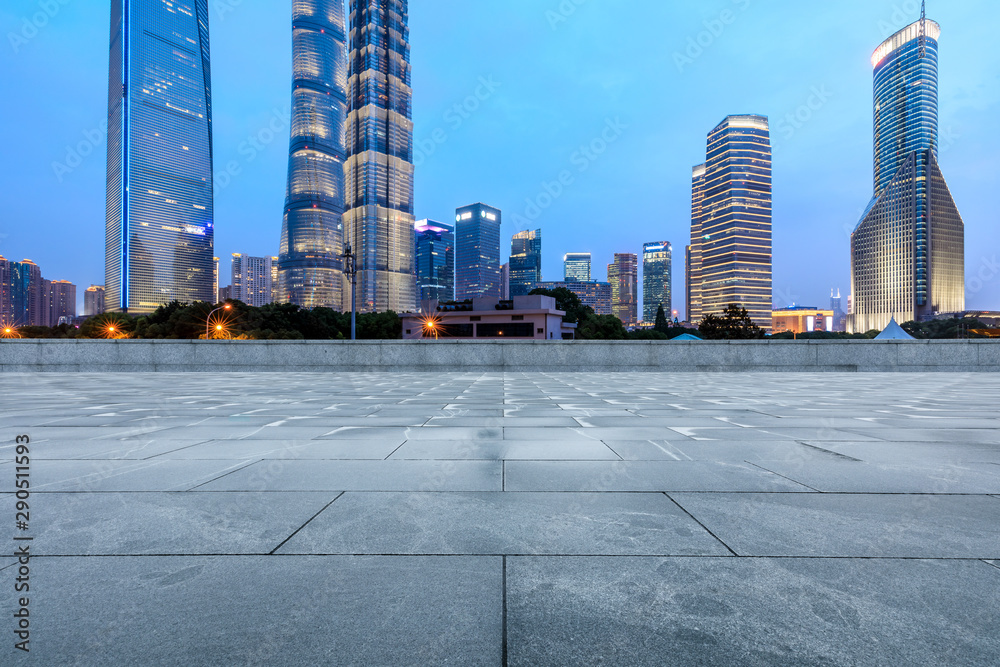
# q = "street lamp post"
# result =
<box><xmin>206</xmin><ymin>303</ymin><xmax>232</xmax><ymax>340</ymax></box>
<box><xmin>344</xmin><ymin>242</ymin><xmax>358</xmax><ymax>340</ymax></box>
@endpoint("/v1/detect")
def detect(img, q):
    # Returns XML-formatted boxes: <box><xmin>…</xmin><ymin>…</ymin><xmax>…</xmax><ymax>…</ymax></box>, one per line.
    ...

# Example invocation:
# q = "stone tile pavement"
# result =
<box><xmin>1</xmin><ymin>372</ymin><xmax>999</xmax><ymax>665</ymax></box>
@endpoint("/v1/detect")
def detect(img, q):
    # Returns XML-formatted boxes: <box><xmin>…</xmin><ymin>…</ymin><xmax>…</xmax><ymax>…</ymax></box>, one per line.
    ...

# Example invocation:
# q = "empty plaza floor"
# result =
<box><xmin>1</xmin><ymin>372</ymin><xmax>999</xmax><ymax>665</ymax></box>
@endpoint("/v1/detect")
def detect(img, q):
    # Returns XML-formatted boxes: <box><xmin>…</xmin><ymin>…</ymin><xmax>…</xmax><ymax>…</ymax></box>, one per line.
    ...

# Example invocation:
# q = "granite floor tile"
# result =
<box><xmin>0</xmin><ymin>556</ymin><xmax>502</xmax><ymax>665</ymax></box>
<box><xmin>751</xmin><ymin>460</ymin><xmax>1000</xmax><ymax>493</ymax></box>
<box><xmin>800</xmin><ymin>441</ymin><xmax>1000</xmax><ymax>465</ymax></box>
<box><xmin>148</xmin><ymin>439</ymin><xmax>401</xmax><ymax>460</ymax></box>
<box><xmin>0</xmin><ymin>438</ymin><xmax>211</xmax><ymax>460</ymax></box>
<box><xmin>278</xmin><ymin>492</ymin><xmax>731</xmax><ymax>556</ymax></box>
<box><xmin>504</xmin><ymin>461</ymin><xmax>813</xmax><ymax>492</ymax></box>
<box><xmin>196</xmin><ymin>459</ymin><xmax>503</xmax><ymax>492</ymax></box>
<box><xmin>603</xmin><ymin>439</ymin><xmax>850</xmax><ymax>462</ymax></box>
<box><xmin>671</xmin><ymin>493</ymin><xmax>1000</xmax><ymax>558</ymax></box>
<box><xmin>388</xmin><ymin>439</ymin><xmax>619</xmax><ymax>460</ymax></box>
<box><xmin>2</xmin><ymin>459</ymin><xmax>255</xmax><ymax>492</ymax></box>
<box><xmin>507</xmin><ymin>557</ymin><xmax>1000</xmax><ymax>666</ymax></box>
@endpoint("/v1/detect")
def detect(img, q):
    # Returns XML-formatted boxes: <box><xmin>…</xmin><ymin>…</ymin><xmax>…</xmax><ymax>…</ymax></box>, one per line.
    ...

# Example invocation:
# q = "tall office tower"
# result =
<box><xmin>105</xmin><ymin>0</ymin><xmax>215</xmax><ymax>314</ymax></box>
<box><xmin>231</xmin><ymin>254</ymin><xmax>275</xmax><ymax>307</ymax></box>
<box><xmin>687</xmin><ymin>117</ymin><xmax>772</xmax><ymax>330</ymax></box>
<box><xmin>277</xmin><ymin>0</ymin><xmax>347</xmax><ymax>310</ymax></box>
<box><xmin>84</xmin><ymin>285</ymin><xmax>106</xmax><ymax>317</ymax></box>
<box><xmin>642</xmin><ymin>242</ymin><xmax>672</xmax><ymax>322</ymax></box>
<box><xmin>686</xmin><ymin>165</ymin><xmax>707</xmax><ymax>323</ymax></box>
<box><xmin>4</xmin><ymin>260</ymin><xmax>43</xmax><ymax>326</ymax></box>
<box><xmin>509</xmin><ymin>229</ymin><xmax>542</xmax><ymax>297</ymax></box>
<box><xmin>608</xmin><ymin>253</ymin><xmax>638</xmax><ymax>325</ymax></box>
<box><xmin>500</xmin><ymin>263</ymin><xmax>510</xmax><ymax>300</ymax></box>
<box><xmin>455</xmin><ymin>203</ymin><xmax>502</xmax><ymax>299</ymax></box>
<box><xmin>344</xmin><ymin>0</ymin><xmax>415</xmax><ymax>313</ymax></box>
<box><xmin>684</xmin><ymin>245</ymin><xmax>692</xmax><ymax>321</ymax></box>
<box><xmin>564</xmin><ymin>253</ymin><xmax>591</xmax><ymax>283</ymax></box>
<box><xmin>270</xmin><ymin>257</ymin><xmax>279</xmax><ymax>304</ymax></box>
<box><xmin>831</xmin><ymin>289</ymin><xmax>847</xmax><ymax>332</ymax></box>
<box><xmin>46</xmin><ymin>280</ymin><xmax>77</xmax><ymax>326</ymax></box>
<box><xmin>213</xmin><ymin>257</ymin><xmax>219</xmax><ymax>303</ymax></box>
<box><xmin>849</xmin><ymin>9</ymin><xmax>964</xmax><ymax>332</ymax></box>
<box><xmin>414</xmin><ymin>220</ymin><xmax>455</xmax><ymax>303</ymax></box>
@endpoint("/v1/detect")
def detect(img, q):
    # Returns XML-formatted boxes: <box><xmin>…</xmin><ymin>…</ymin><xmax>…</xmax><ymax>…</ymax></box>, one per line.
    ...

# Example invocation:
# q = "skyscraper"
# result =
<box><xmin>415</xmin><ymin>220</ymin><xmax>455</xmax><ymax>303</ymax></box>
<box><xmin>564</xmin><ymin>253</ymin><xmax>591</xmax><ymax>282</ymax></box>
<box><xmin>608</xmin><ymin>253</ymin><xmax>638</xmax><ymax>325</ymax></box>
<box><xmin>213</xmin><ymin>257</ymin><xmax>219</xmax><ymax>303</ymax></box>
<box><xmin>84</xmin><ymin>285</ymin><xmax>106</xmax><ymax>317</ymax></box>
<box><xmin>500</xmin><ymin>263</ymin><xmax>510</xmax><ymax>300</ymax></box>
<box><xmin>232</xmin><ymin>254</ymin><xmax>276</xmax><ymax>307</ymax></box>
<box><xmin>344</xmin><ymin>0</ymin><xmax>415</xmax><ymax>313</ymax></box>
<box><xmin>277</xmin><ymin>0</ymin><xmax>348</xmax><ymax>310</ymax></box>
<box><xmin>509</xmin><ymin>229</ymin><xmax>542</xmax><ymax>297</ymax></box>
<box><xmin>105</xmin><ymin>0</ymin><xmax>215</xmax><ymax>314</ymax></box>
<box><xmin>849</xmin><ymin>9</ymin><xmax>964</xmax><ymax>332</ymax></box>
<box><xmin>687</xmin><ymin>116</ymin><xmax>772</xmax><ymax>330</ymax></box>
<box><xmin>45</xmin><ymin>280</ymin><xmax>77</xmax><ymax>326</ymax></box>
<box><xmin>642</xmin><ymin>242</ymin><xmax>672</xmax><ymax>322</ymax></box>
<box><xmin>455</xmin><ymin>203</ymin><xmax>502</xmax><ymax>300</ymax></box>
<box><xmin>3</xmin><ymin>259</ymin><xmax>43</xmax><ymax>326</ymax></box>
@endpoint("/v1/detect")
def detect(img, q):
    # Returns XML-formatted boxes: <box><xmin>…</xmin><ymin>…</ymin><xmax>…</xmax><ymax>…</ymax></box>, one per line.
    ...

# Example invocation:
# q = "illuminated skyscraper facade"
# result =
<box><xmin>642</xmin><ymin>242</ymin><xmax>672</xmax><ymax>322</ymax></box>
<box><xmin>105</xmin><ymin>0</ymin><xmax>215</xmax><ymax>314</ymax></box>
<box><xmin>687</xmin><ymin>116</ymin><xmax>772</xmax><ymax>330</ymax></box>
<box><xmin>455</xmin><ymin>203</ymin><xmax>502</xmax><ymax>300</ymax></box>
<box><xmin>232</xmin><ymin>254</ymin><xmax>276</xmax><ymax>307</ymax></box>
<box><xmin>849</xmin><ymin>13</ymin><xmax>964</xmax><ymax>332</ymax></box>
<box><xmin>564</xmin><ymin>253</ymin><xmax>591</xmax><ymax>282</ymax></box>
<box><xmin>344</xmin><ymin>0</ymin><xmax>415</xmax><ymax>313</ymax></box>
<box><xmin>415</xmin><ymin>220</ymin><xmax>454</xmax><ymax>302</ymax></box>
<box><xmin>278</xmin><ymin>0</ymin><xmax>348</xmax><ymax>309</ymax></box>
<box><xmin>608</xmin><ymin>253</ymin><xmax>638</xmax><ymax>325</ymax></box>
<box><xmin>510</xmin><ymin>229</ymin><xmax>542</xmax><ymax>297</ymax></box>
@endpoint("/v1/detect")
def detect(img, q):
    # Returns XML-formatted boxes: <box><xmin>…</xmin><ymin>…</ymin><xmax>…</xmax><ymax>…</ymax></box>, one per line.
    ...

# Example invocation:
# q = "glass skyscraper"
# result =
<box><xmin>849</xmin><ymin>13</ymin><xmax>964</xmax><ymax>332</ymax></box>
<box><xmin>509</xmin><ymin>229</ymin><xmax>542</xmax><ymax>297</ymax></box>
<box><xmin>563</xmin><ymin>253</ymin><xmax>591</xmax><ymax>282</ymax></box>
<box><xmin>608</xmin><ymin>253</ymin><xmax>638</xmax><ymax>325</ymax></box>
<box><xmin>686</xmin><ymin>116</ymin><xmax>772</xmax><ymax>330</ymax></box>
<box><xmin>277</xmin><ymin>0</ymin><xmax>348</xmax><ymax>310</ymax></box>
<box><xmin>105</xmin><ymin>0</ymin><xmax>215</xmax><ymax>314</ymax></box>
<box><xmin>455</xmin><ymin>203</ymin><xmax>502</xmax><ymax>300</ymax></box>
<box><xmin>344</xmin><ymin>0</ymin><xmax>415</xmax><ymax>313</ymax></box>
<box><xmin>415</xmin><ymin>220</ymin><xmax>455</xmax><ymax>303</ymax></box>
<box><xmin>642</xmin><ymin>242</ymin><xmax>672</xmax><ymax>322</ymax></box>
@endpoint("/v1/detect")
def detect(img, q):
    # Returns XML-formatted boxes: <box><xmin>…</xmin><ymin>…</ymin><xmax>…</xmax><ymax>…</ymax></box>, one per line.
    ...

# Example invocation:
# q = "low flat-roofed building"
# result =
<box><xmin>401</xmin><ymin>295</ymin><xmax>577</xmax><ymax>340</ymax></box>
<box><xmin>772</xmin><ymin>307</ymin><xmax>835</xmax><ymax>334</ymax></box>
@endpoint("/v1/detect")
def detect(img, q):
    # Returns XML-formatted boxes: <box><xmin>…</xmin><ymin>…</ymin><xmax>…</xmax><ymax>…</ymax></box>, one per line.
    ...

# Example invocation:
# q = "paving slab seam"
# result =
<box><xmin>138</xmin><ymin>439</ymin><xmax>215</xmax><ymax>459</ymax></box>
<box><xmin>383</xmin><ymin>440</ymin><xmax>408</xmax><ymax>460</ymax></box>
<box><xmin>746</xmin><ymin>462</ymin><xmax>824</xmax><ymax>492</ymax></box>
<box><xmin>983</xmin><ymin>560</ymin><xmax>1000</xmax><ymax>571</ymax></box>
<box><xmin>502</xmin><ymin>555</ymin><xmax>508</xmax><ymax>667</ymax></box>
<box><xmin>28</xmin><ymin>553</ymin><xmax>999</xmax><ymax>560</ymax></box>
<box><xmin>662</xmin><ymin>493</ymin><xmax>740</xmax><ymax>557</ymax></box>
<box><xmin>796</xmin><ymin>441</ymin><xmax>864</xmax><ymax>461</ymax></box>
<box><xmin>183</xmin><ymin>459</ymin><xmax>262</xmax><ymax>491</ymax></box>
<box><xmin>599</xmin><ymin>441</ymin><xmax>626</xmax><ymax>461</ymax></box>
<box><xmin>269</xmin><ymin>493</ymin><xmax>345</xmax><ymax>554</ymax></box>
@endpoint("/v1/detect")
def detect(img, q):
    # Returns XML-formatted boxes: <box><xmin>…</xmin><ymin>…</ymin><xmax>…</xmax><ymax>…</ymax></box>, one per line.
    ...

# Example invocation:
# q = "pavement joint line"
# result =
<box><xmin>383</xmin><ymin>440</ymin><xmax>408</xmax><ymax>460</ymax></box>
<box><xmin>662</xmin><ymin>493</ymin><xmax>740</xmax><ymax>557</ymax></box>
<box><xmin>184</xmin><ymin>459</ymin><xmax>261</xmax><ymax>491</ymax></box>
<box><xmin>502</xmin><ymin>460</ymin><xmax>505</xmax><ymax>491</ymax></box>
<box><xmin>269</xmin><ymin>493</ymin><xmax>345</xmax><ymax>555</ymax></box>
<box><xmin>600</xmin><ymin>441</ymin><xmax>626</xmax><ymax>461</ymax></box>
<box><xmin>140</xmin><ymin>439</ymin><xmax>216</xmax><ymax>460</ymax></box>
<box><xmin>501</xmin><ymin>555</ymin><xmax>508</xmax><ymax>667</ymax></box>
<box><xmin>795</xmin><ymin>441</ymin><xmax>864</xmax><ymax>462</ymax></box>
<box><xmin>982</xmin><ymin>560</ymin><xmax>1000</xmax><ymax>571</ymax></box>
<box><xmin>746</xmin><ymin>461</ymin><xmax>823</xmax><ymax>492</ymax></box>
<box><xmin>23</xmin><ymin>554</ymin><xmax>1000</xmax><ymax>560</ymax></box>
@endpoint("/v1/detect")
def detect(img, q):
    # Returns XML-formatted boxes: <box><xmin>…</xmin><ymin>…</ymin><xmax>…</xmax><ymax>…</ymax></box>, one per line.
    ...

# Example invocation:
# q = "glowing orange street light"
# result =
<box><xmin>206</xmin><ymin>303</ymin><xmax>234</xmax><ymax>340</ymax></box>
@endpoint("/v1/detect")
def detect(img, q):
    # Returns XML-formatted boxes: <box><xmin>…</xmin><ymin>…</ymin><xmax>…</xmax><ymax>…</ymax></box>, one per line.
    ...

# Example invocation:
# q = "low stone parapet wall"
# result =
<box><xmin>0</xmin><ymin>339</ymin><xmax>997</xmax><ymax>372</ymax></box>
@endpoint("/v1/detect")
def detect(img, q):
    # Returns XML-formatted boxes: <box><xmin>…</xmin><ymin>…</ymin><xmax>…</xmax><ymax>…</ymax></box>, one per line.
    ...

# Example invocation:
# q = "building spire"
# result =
<box><xmin>919</xmin><ymin>0</ymin><xmax>927</xmax><ymax>59</ymax></box>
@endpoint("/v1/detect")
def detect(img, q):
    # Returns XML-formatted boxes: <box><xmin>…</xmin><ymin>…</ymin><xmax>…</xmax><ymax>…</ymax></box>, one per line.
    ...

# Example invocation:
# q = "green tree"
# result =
<box><xmin>577</xmin><ymin>314</ymin><xmax>628</xmax><ymax>340</ymax></box>
<box><xmin>529</xmin><ymin>287</ymin><xmax>594</xmax><ymax>324</ymax></box>
<box><xmin>654</xmin><ymin>305</ymin><xmax>669</xmax><ymax>333</ymax></box>
<box><xmin>698</xmin><ymin>304</ymin><xmax>766</xmax><ymax>340</ymax></box>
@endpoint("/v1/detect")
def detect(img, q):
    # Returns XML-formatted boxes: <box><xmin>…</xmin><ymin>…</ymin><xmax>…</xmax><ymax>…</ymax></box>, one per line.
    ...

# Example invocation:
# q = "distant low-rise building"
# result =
<box><xmin>401</xmin><ymin>295</ymin><xmax>576</xmax><ymax>340</ymax></box>
<box><xmin>772</xmin><ymin>307</ymin><xmax>835</xmax><ymax>334</ymax></box>
<box><xmin>84</xmin><ymin>285</ymin><xmax>106</xmax><ymax>317</ymax></box>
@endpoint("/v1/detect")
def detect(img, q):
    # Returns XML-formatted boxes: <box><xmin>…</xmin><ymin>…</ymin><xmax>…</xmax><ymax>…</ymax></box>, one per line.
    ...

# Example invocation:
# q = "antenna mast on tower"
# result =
<box><xmin>919</xmin><ymin>0</ymin><xmax>927</xmax><ymax>59</ymax></box>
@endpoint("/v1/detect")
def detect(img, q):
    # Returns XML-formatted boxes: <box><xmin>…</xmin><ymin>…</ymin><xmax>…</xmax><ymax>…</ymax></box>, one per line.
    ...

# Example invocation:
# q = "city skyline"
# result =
<box><xmin>3</xmin><ymin>1</ymin><xmax>998</xmax><ymax>317</ymax></box>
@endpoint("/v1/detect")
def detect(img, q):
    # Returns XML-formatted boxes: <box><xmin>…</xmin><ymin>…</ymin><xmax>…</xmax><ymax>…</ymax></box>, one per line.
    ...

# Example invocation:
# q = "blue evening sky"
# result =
<box><xmin>1</xmin><ymin>0</ymin><xmax>998</xmax><ymax>317</ymax></box>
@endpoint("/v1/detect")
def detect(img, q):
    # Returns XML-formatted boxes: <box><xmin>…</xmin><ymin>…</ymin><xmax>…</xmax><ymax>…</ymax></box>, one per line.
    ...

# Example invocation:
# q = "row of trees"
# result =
<box><xmin>8</xmin><ymin>293</ymin><xmax>992</xmax><ymax>341</ymax></box>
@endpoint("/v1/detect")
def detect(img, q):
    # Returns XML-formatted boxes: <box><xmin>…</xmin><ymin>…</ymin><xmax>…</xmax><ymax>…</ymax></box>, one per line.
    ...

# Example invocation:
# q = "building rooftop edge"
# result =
<box><xmin>872</xmin><ymin>19</ymin><xmax>941</xmax><ymax>68</ymax></box>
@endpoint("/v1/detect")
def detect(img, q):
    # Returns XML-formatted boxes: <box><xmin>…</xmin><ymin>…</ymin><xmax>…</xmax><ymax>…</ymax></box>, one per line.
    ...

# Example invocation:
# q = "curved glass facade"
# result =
<box><xmin>344</xmin><ymin>0</ymin><xmax>415</xmax><ymax>313</ymax></box>
<box><xmin>106</xmin><ymin>0</ymin><xmax>215</xmax><ymax>314</ymax></box>
<box><xmin>278</xmin><ymin>0</ymin><xmax>349</xmax><ymax>309</ymax></box>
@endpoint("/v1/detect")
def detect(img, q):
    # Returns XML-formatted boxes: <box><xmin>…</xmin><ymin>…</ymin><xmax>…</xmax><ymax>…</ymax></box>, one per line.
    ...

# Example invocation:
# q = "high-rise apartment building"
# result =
<box><xmin>686</xmin><ymin>116</ymin><xmax>772</xmax><ymax>330</ymax></box>
<box><xmin>849</xmin><ymin>10</ymin><xmax>964</xmax><ymax>332</ymax></box>
<box><xmin>213</xmin><ymin>257</ymin><xmax>219</xmax><ymax>303</ymax></box>
<box><xmin>231</xmin><ymin>254</ymin><xmax>276</xmax><ymax>308</ymax></box>
<box><xmin>455</xmin><ymin>203</ymin><xmax>502</xmax><ymax>300</ymax></box>
<box><xmin>84</xmin><ymin>285</ymin><xmax>106</xmax><ymax>317</ymax></box>
<box><xmin>564</xmin><ymin>253</ymin><xmax>591</xmax><ymax>282</ymax></box>
<box><xmin>642</xmin><ymin>242</ymin><xmax>672</xmax><ymax>322</ymax></box>
<box><xmin>415</xmin><ymin>220</ymin><xmax>455</xmax><ymax>303</ymax></box>
<box><xmin>105</xmin><ymin>0</ymin><xmax>215</xmax><ymax>314</ymax></box>
<box><xmin>536</xmin><ymin>280</ymin><xmax>613</xmax><ymax>316</ymax></box>
<box><xmin>344</xmin><ymin>0</ymin><xmax>415</xmax><ymax>313</ymax></box>
<box><xmin>1</xmin><ymin>259</ymin><xmax>43</xmax><ymax>326</ymax></box>
<box><xmin>45</xmin><ymin>280</ymin><xmax>77</xmax><ymax>326</ymax></box>
<box><xmin>500</xmin><ymin>263</ymin><xmax>510</xmax><ymax>300</ymax></box>
<box><xmin>277</xmin><ymin>0</ymin><xmax>348</xmax><ymax>310</ymax></box>
<box><xmin>509</xmin><ymin>229</ymin><xmax>542</xmax><ymax>297</ymax></box>
<box><xmin>608</xmin><ymin>253</ymin><xmax>638</xmax><ymax>325</ymax></box>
